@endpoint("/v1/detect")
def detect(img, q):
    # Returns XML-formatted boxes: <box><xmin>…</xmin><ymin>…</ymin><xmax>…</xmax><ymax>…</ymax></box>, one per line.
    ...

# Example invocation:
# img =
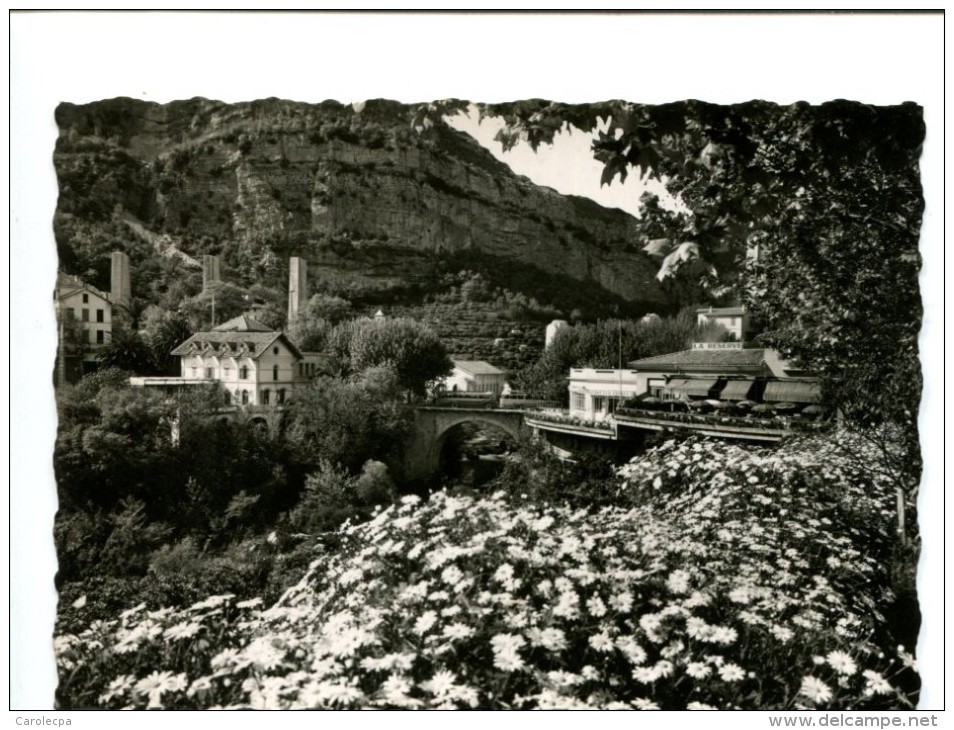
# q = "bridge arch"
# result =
<box><xmin>405</xmin><ymin>408</ymin><xmax>526</xmax><ymax>480</ymax></box>
<box><xmin>430</xmin><ymin>415</ymin><xmax>521</xmax><ymax>477</ymax></box>
<box><xmin>248</xmin><ymin>415</ymin><xmax>270</xmax><ymax>433</ymax></box>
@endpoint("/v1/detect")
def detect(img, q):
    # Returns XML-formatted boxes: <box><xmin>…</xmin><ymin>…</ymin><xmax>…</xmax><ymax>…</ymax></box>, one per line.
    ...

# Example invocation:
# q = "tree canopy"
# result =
<box><xmin>455</xmin><ymin>98</ymin><xmax>924</xmax><ymax>489</ymax></box>
<box><xmin>516</xmin><ymin>310</ymin><xmax>730</xmax><ymax>402</ymax></box>
<box><xmin>282</xmin><ymin>366</ymin><xmax>411</xmax><ymax>474</ymax></box>
<box><xmin>287</xmin><ymin>293</ymin><xmax>355</xmax><ymax>352</ymax></box>
<box><xmin>333</xmin><ymin>316</ymin><xmax>453</xmax><ymax>398</ymax></box>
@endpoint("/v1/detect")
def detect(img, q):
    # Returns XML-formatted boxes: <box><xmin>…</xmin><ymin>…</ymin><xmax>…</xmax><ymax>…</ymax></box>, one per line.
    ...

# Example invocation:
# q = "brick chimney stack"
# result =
<box><xmin>110</xmin><ymin>251</ymin><xmax>131</xmax><ymax>305</ymax></box>
<box><xmin>288</xmin><ymin>257</ymin><xmax>307</xmax><ymax>321</ymax></box>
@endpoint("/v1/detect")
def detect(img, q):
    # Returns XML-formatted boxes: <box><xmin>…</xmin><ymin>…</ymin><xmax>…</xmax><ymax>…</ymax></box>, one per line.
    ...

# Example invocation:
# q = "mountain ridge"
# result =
<box><xmin>54</xmin><ymin>96</ymin><xmax>673</xmax><ymax>319</ymax></box>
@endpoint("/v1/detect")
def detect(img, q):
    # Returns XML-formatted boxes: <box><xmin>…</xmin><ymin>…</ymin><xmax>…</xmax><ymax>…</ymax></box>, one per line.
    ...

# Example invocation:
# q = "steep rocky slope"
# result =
<box><xmin>54</xmin><ymin>97</ymin><xmax>669</xmax><ymax>316</ymax></box>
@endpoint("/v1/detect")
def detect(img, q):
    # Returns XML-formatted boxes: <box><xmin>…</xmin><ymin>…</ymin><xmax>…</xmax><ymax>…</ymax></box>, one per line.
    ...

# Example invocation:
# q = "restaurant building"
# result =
<box><xmin>568</xmin><ymin>342</ymin><xmax>820</xmax><ymax>422</ymax></box>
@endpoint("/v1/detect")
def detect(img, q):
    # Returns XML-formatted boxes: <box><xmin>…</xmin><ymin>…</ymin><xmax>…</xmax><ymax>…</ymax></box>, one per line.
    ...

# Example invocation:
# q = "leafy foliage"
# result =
<box><xmin>55</xmin><ymin>380</ymin><xmax>292</xmax><ymax>545</ymax></box>
<box><xmin>179</xmin><ymin>281</ymin><xmax>253</xmax><ymax>332</ymax></box>
<box><xmin>96</xmin><ymin>328</ymin><xmax>159</xmax><ymax>375</ymax></box>
<box><xmin>139</xmin><ymin>307</ymin><xmax>194</xmax><ymax>376</ymax></box>
<box><xmin>55</xmin><ymin>434</ymin><xmax>916</xmax><ymax>709</ymax></box>
<box><xmin>286</xmin><ymin>293</ymin><xmax>354</xmax><ymax>352</ymax></box>
<box><xmin>56</xmin><ymin>307</ymin><xmax>88</xmax><ymax>357</ymax></box>
<box><xmin>283</xmin><ymin>366</ymin><xmax>412</xmax><ymax>475</ymax></box>
<box><xmin>335</xmin><ymin>317</ymin><xmax>453</xmax><ymax>398</ymax></box>
<box><xmin>285</xmin><ymin>459</ymin><xmax>396</xmax><ymax>536</ymax></box>
<box><xmin>516</xmin><ymin>309</ymin><xmax>729</xmax><ymax>402</ymax></box>
<box><xmin>492</xmin><ymin>431</ymin><xmax>619</xmax><ymax>508</ymax></box>
<box><xmin>477</xmin><ymin>98</ymin><xmax>924</xmax><ymax>491</ymax></box>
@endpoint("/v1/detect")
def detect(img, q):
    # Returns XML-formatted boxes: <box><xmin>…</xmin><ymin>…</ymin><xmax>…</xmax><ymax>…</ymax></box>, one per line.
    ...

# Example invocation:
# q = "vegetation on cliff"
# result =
<box><xmin>53</xmin><ymin>96</ymin><xmax>670</xmax><ymax>341</ymax></box>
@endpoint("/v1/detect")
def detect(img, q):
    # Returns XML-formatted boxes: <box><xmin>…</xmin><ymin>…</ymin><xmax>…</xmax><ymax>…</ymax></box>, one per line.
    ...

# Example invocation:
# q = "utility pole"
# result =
<box><xmin>616</xmin><ymin>310</ymin><xmax>623</xmax><ymax>413</ymax></box>
<box><xmin>57</xmin><ymin>320</ymin><xmax>66</xmax><ymax>388</ymax></box>
<box><xmin>896</xmin><ymin>487</ymin><xmax>906</xmax><ymax>545</ymax></box>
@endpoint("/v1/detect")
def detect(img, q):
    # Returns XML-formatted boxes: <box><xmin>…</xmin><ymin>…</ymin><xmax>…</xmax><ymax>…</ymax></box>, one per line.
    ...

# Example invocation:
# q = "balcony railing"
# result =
<box><xmin>613</xmin><ymin>406</ymin><xmax>832</xmax><ymax>436</ymax></box>
<box><xmin>522</xmin><ymin>410</ymin><xmax>616</xmax><ymax>434</ymax></box>
<box><xmin>500</xmin><ymin>398</ymin><xmax>564</xmax><ymax>410</ymax></box>
<box><xmin>523</xmin><ymin>405</ymin><xmax>832</xmax><ymax>445</ymax></box>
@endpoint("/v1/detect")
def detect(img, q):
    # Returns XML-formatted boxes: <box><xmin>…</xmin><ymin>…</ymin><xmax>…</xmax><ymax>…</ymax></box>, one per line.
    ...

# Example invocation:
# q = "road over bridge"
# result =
<box><xmin>404</xmin><ymin>407</ymin><xmax>526</xmax><ymax>481</ymax></box>
<box><xmin>403</xmin><ymin>404</ymin><xmax>811</xmax><ymax>480</ymax></box>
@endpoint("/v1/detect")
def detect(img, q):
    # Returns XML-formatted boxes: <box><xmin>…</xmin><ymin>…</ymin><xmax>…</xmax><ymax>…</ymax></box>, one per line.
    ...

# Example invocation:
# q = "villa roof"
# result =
<box><xmin>628</xmin><ymin>348</ymin><xmax>769</xmax><ymax>373</ymax></box>
<box><xmin>55</xmin><ymin>272</ymin><xmax>110</xmax><ymax>301</ymax></box>
<box><xmin>454</xmin><ymin>360</ymin><xmax>505</xmax><ymax>376</ymax></box>
<box><xmin>171</xmin><ymin>330</ymin><xmax>303</xmax><ymax>360</ymax></box>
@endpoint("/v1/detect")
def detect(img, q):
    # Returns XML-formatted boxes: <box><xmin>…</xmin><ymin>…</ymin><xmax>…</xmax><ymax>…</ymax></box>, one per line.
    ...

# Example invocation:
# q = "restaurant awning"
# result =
<box><xmin>762</xmin><ymin>380</ymin><xmax>822</xmax><ymax>403</ymax></box>
<box><xmin>665</xmin><ymin>378</ymin><xmax>718</xmax><ymax>397</ymax></box>
<box><xmin>720</xmin><ymin>379</ymin><xmax>754</xmax><ymax>401</ymax></box>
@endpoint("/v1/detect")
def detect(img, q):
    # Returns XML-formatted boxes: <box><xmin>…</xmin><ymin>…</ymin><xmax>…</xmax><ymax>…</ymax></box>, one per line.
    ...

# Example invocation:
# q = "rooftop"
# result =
<box><xmin>696</xmin><ymin>306</ymin><xmax>747</xmax><ymax>316</ymax></box>
<box><xmin>628</xmin><ymin>347</ymin><xmax>769</xmax><ymax>373</ymax></box>
<box><xmin>55</xmin><ymin>272</ymin><xmax>110</xmax><ymax>301</ymax></box>
<box><xmin>171</xmin><ymin>330</ymin><xmax>303</xmax><ymax>360</ymax></box>
<box><xmin>454</xmin><ymin>360</ymin><xmax>505</xmax><ymax>376</ymax></box>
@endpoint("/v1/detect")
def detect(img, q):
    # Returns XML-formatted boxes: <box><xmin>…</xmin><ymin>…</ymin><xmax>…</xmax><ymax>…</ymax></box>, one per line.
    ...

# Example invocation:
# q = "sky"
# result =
<box><xmin>444</xmin><ymin>105</ymin><xmax>669</xmax><ymax>219</ymax></box>
<box><xmin>9</xmin><ymin>11</ymin><xmax>945</xmax><ymax>718</ymax></box>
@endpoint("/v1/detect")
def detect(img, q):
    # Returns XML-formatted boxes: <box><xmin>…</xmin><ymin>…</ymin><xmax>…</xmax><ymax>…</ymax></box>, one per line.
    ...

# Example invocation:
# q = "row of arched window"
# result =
<box><xmin>223</xmin><ymin>388</ymin><xmax>287</xmax><ymax>406</ymax></box>
<box><xmin>297</xmin><ymin>362</ymin><xmax>319</xmax><ymax>377</ymax></box>
<box><xmin>194</xmin><ymin>364</ymin><xmax>251</xmax><ymax>379</ymax></box>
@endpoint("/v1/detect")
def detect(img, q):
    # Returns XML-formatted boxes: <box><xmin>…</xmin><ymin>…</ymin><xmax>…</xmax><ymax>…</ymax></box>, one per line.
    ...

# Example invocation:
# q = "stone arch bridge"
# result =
<box><xmin>404</xmin><ymin>407</ymin><xmax>526</xmax><ymax>481</ymax></box>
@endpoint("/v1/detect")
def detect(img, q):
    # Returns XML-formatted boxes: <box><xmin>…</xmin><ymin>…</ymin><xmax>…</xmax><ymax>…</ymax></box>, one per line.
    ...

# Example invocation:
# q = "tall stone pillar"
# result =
<box><xmin>202</xmin><ymin>255</ymin><xmax>221</xmax><ymax>292</ymax></box>
<box><xmin>288</xmin><ymin>257</ymin><xmax>307</xmax><ymax>322</ymax></box>
<box><xmin>110</xmin><ymin>251</ymin><xmax>131</xmax><ymax>305</ymax></box>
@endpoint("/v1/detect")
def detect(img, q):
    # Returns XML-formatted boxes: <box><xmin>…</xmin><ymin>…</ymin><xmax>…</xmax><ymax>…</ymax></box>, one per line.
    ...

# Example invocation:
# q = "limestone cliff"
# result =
<box><xmin>54</xmin><ymin>97</ymin><xmax>669</xmax><ymax>315</ymax></box>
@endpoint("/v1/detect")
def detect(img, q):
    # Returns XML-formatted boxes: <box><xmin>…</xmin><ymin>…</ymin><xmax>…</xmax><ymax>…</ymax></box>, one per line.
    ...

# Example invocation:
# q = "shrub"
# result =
<box><xmin>285</xmin><ymin>459</ymin><xmax>396</xmax><ymax>537</ymax></box>
<box><xmin>56</xmin><ymin>434</ymin><xmax>916</xmax><ymax>709</ymax></box>
<box><xmin>284</xmin><ymin>461</ymin><xmax>356</xmax><ymax>535</ymax></box>
<box><xmin>143</xmin><ymin>537</ymin><xmax>275</xmax><ymax>609</ymax></box>
<box><xmin>354</xmin><ymin>460</ymin><xmax>396</xmax><ymax>507</ymax></box>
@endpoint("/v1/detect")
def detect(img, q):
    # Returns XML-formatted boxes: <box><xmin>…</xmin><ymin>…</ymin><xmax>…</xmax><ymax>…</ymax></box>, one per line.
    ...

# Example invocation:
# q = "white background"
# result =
<box><xmin>7</xmin><ymin>9</ymin><xmax>946</xmax><ymax>724</ymax></box>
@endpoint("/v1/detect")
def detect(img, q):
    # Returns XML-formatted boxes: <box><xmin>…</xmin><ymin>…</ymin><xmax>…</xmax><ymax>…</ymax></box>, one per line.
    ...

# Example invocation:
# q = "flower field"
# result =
<box><xmin>55</xmin><ymin>434</ymin><xmax>918</xmax><ymax>709</ymax></box>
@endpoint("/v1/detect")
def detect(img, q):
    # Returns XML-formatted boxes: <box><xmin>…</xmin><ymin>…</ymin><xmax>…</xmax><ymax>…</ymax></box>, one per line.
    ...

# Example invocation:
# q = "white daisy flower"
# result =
<box><xmin>826</xmin><ymin>650</ymin><xmax>858</xmax><ymax>676</ymax></box>
<box><xmin>800</xmin><ymin>676</ymin><xmax>833</xmax><ymax>705</ymax></box>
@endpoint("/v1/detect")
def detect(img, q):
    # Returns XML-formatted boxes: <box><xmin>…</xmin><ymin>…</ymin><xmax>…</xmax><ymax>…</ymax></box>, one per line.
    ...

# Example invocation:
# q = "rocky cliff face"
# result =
<box><xmin>54</xmin><ymin>97</ymin><xmax>669</xmax><ymax>312</ymax></box>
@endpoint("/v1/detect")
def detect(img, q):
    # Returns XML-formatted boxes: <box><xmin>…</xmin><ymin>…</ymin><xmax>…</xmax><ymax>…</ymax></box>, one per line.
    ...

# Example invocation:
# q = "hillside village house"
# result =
<box><xmin>442</xmin><ymin>360</ymin><xmax>508</xmax><ymax>397</ymax></box>
<box><xmin>696</xmin><ymin>305</ymin><xmax>750</xmax><ymax>341</ymax></box>
<box><xmin>55</xmin><ymin>273</ymin><xmax>112</xmax><ymax>347</ymax></box>
<box><xmin>568</xmin><ymin>342</ymin><xmax>819</xmax><ymax>423</ymax></box>
<box><xmin>54</xmin><ymin>251</ymin><xmax>132</xmax><ymax>385</ymax></box>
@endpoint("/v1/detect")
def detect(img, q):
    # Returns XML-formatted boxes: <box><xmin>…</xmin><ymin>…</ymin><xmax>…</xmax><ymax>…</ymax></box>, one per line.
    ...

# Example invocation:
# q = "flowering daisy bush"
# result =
<box><xmin>56</xmin><ymin>434</ymin><xmax>917</xmax><ymax>709</ymax></box>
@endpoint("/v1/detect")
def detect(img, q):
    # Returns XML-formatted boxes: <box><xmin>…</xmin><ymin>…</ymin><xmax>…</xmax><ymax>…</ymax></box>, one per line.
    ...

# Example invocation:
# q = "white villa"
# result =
<box><xmin>441</xmin><ymin>360</ymin><xmax>508</xmax><ymax>397</ymax></box>
<box><xmin>55</xmin><ymin>273</ymin><xmax>113</xmax><ymax>350</ymax></box>
<box><xmin>696</xmin><ymin>305</ymin><xmax>750</xmax><ymax>341</ymax></box>
<box><xmin>135</xmin><ymin>314</ymin><xmax>327</xmax><ymax>405</ymax></box>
